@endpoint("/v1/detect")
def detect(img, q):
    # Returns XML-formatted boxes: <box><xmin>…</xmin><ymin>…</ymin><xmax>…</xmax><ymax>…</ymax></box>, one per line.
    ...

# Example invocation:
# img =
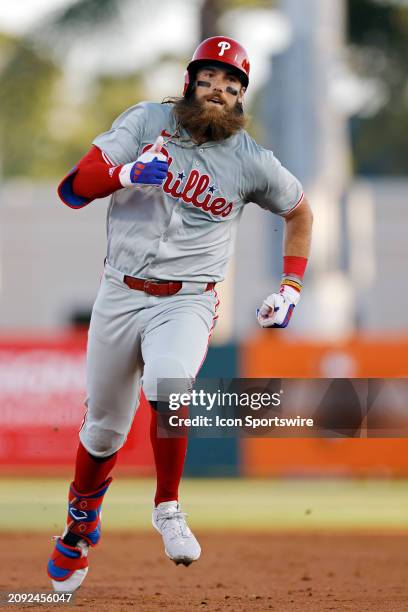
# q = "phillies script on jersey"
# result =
<box><xmin>142</xmin><ymin>139</ymin><xmax>233</xmax><ymax>218</ymax></box>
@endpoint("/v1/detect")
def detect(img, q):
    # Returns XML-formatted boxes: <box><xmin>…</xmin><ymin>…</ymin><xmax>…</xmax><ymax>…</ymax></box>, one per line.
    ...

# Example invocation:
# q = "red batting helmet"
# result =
<box><xmin>183</xmin><ymin>36</ymin><xmax>250</xmax><ymax>96</ymax></box>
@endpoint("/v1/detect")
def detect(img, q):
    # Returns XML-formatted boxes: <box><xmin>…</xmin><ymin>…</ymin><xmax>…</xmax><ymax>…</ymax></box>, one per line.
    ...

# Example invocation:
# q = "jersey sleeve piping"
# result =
<box><xmin>101</xmin><ymin>150</ymin><xmax>115</xmax><ymax>165</ymax></box>
<box><xmin>278</xmin><ymin>191</ymin><xmax>305</xmax><ymax>217</ymax></box>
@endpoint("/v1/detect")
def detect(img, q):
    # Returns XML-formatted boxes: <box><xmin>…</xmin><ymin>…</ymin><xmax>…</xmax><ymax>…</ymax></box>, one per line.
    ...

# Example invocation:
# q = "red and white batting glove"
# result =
<box><xmin>119</xmin><ymin>136</ymin><xmax>168</xmax><ymax>188</ymax></box>
<box><xmin>257</xmin><ymin>283</ymin><xmax>301</xmax><ymax>328</ymax></box>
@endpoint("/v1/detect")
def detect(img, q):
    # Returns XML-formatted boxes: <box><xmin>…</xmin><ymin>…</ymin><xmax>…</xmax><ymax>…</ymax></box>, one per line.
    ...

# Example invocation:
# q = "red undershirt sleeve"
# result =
<box><xmin>57</xmin><ymin>145</ymin><xmax>124</xmax><ymax>209</ymax></box>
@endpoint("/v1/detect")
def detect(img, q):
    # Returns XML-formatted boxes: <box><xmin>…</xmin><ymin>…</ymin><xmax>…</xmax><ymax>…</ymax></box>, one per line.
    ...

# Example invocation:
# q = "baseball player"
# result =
<box><xmin>47</xmin><ymin>36</ymin><xmax>313</xmax><ymax>592</ymax></box>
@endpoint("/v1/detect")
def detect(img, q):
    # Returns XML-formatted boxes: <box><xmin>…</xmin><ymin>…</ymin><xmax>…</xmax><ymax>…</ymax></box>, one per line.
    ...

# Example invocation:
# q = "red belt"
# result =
<box><xmin>123</xmin><ymin>276</ymin><xmax>215</xmax><ymax>297</ymax></box>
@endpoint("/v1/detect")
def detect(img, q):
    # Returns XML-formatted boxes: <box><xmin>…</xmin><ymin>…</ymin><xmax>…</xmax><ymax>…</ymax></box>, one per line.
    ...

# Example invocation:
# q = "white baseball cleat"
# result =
<box><xmin>152</xmin><ymin>501</ymin><xmax>201</xmax><ymax>566</ymax></box>
<box><xmin>52</xmin><ymin>567</ymin><xmax>89</xmax><ymax>594</ymax></box>
<box><xmin>48</xmin><ymin>537</ymin><xmax>89</xmax><ymax>593</ymax></box>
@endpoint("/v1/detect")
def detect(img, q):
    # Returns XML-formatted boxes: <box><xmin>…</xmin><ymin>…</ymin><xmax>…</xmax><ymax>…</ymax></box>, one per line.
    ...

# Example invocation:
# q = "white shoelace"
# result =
<box><xmin>157</xmin><ymin>510</ymin><xmax>191</xmax><ymax>539</ymax></box>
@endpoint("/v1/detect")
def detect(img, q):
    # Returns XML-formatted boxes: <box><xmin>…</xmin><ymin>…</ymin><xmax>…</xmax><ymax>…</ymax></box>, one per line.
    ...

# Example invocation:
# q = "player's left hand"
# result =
<box><xmin>256</xmin><ymin>285</ymin><xmax>300</xmax><ymax>328</ymax></box>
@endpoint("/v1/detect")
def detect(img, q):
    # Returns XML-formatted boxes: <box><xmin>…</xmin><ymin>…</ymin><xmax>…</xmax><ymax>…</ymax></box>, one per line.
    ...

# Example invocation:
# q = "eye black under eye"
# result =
<box><xmin>197</xmin><ymin>80</ymin><xmax>211</xmax><ymax>88</ymax></box>
<box><xmin>226</xmin><ymin>86</ymin><xmax>239</xmax><ymax>96</ymax></box>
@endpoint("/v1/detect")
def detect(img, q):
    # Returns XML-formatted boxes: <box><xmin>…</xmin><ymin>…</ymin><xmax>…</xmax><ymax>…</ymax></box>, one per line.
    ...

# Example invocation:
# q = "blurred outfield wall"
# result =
<box><xmin>1</xmin><ymin>332</ymin><xmax>408</xmax><ymax>477</ymax></box>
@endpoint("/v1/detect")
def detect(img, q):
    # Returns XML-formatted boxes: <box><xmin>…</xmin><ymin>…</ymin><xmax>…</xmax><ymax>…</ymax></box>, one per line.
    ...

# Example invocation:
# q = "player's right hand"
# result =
<box><xmin>119</xmin><ymin>136</ymin><xmax>168</xmax><ymax>188</ymax></box>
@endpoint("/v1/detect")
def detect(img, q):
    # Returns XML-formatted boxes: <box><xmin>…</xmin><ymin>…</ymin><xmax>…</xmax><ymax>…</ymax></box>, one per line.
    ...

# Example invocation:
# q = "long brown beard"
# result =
<box><xmin>173</xmin><ymin>94</ymin><xmax>247</xmax><ymax>142</ymax></box>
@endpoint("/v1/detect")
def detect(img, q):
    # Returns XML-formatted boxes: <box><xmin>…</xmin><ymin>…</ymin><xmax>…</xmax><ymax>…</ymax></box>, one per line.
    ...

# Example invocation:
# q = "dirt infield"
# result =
<box><xmin>1</xmin><ymin>532</ymin><xmax>408</xmax><ymax>611</ymax></box>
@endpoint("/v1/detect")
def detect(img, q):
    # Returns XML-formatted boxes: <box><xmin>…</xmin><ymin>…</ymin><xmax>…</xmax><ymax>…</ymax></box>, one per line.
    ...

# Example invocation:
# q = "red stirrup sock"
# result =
<box><xmin>73</xmin><ymin>441</ymin><xmax>118</xmax><ymax>494</ymax></box>
<box><xmin>149</xmin><ymin>403</ymin><xmax>188</xmax><ymax>507</ymax></box>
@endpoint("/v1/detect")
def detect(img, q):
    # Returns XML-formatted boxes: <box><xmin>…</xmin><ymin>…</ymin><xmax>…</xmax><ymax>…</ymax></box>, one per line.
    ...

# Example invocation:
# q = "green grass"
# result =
<box><xmin>1</xmin><ymin>478</ymin><xmax>408</xmax><ymax>532</ymax></box>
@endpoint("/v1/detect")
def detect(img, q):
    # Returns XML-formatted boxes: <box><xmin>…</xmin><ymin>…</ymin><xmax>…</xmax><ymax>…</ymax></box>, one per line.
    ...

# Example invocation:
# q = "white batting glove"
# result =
<box><xmin>119</xmin><ymin>136</ymin><xmax>168</xmax><ymax>188</ymax></box>
<box><xmin>257</xmin><ymin>285</ymin><xmax>300</xmax><ymax>328</ymax></box>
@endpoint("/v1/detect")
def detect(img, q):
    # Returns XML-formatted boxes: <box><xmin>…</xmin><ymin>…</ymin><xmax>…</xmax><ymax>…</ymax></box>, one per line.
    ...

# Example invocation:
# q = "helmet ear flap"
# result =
<box><xmin>183</xmin><ymin>68</ymin><xmax>197</xmax><ymax>99</ymax></box>
<box><xmin>183</xmin><ymin>69</ymin><xmax>190</xmax><ymax>96</ymax></box>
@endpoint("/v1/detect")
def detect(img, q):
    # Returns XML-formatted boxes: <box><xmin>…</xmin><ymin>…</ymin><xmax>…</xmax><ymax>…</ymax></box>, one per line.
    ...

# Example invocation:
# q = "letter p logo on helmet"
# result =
<box><xmin>184</xmin><ymin>36</ymin><xmax>250</xmax><ymax>95</ymax></box>
<box><xmin>217</xmin><ymin>41</ymin><xmax>231</xmax><ymax>56</ymax></box>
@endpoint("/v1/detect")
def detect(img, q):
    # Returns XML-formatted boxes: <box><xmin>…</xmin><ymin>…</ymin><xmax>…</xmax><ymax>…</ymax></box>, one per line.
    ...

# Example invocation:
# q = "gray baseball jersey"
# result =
<box><xmin>71</xmin><ymin>101</ymin><xmax>304</xmax><ymax>458</ymax></box>
<box><xmin>93</xmin><ymin>102</ymin><xmax>303</xmax><ymax>283</ymax></box>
